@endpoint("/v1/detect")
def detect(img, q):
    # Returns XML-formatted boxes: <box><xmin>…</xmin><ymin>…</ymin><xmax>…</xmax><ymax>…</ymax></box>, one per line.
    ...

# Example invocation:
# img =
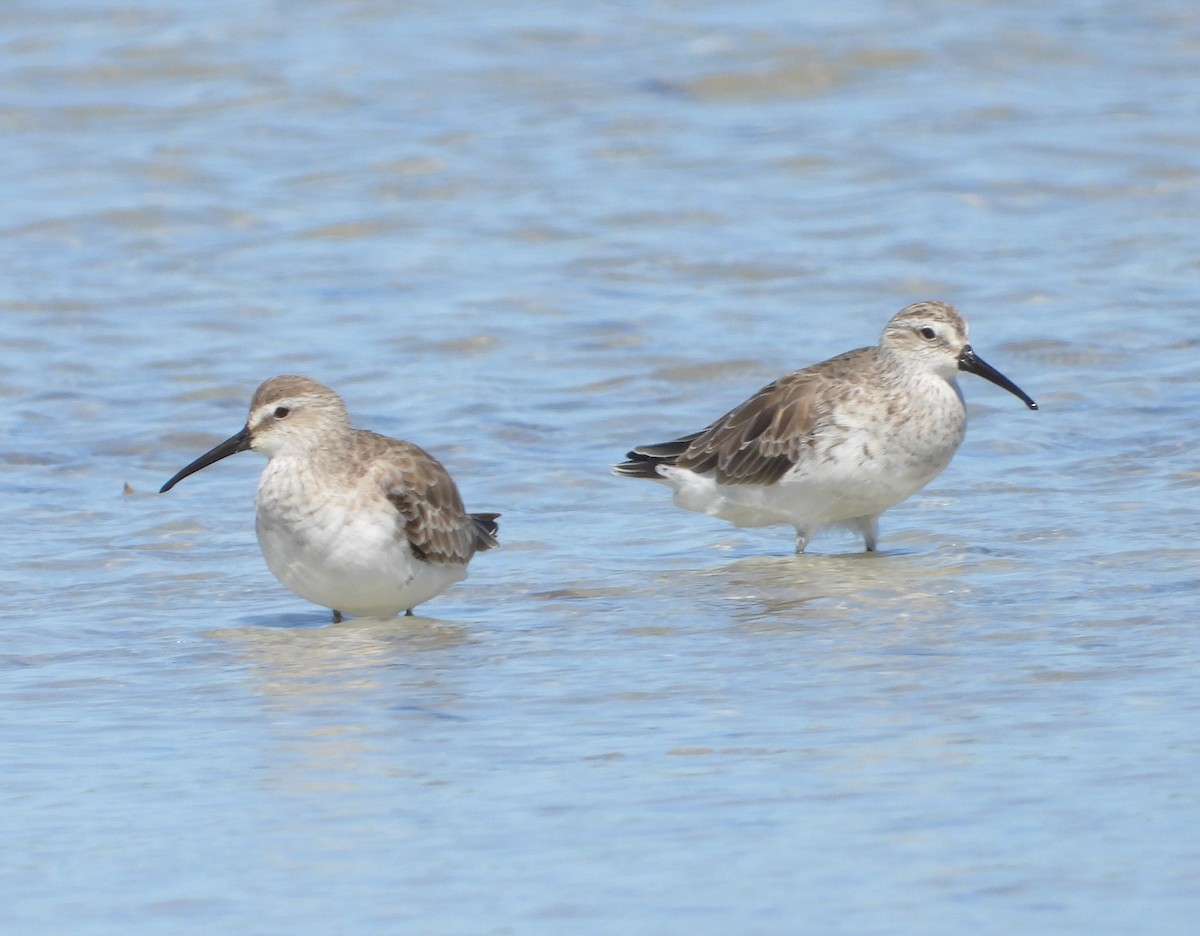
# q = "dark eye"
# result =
<box><xmin>274</xmin><ymin>406</ymin><xmax>290</xmax><ymax>419</ymax></box>
<box><xmin>919</xmin><ymin>327</ymin><xmax>937</xmax><ymax>340</ymax></box>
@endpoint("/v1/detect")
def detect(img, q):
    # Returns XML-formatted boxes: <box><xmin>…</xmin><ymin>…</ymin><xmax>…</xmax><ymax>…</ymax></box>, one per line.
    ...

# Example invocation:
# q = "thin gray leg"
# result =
<box><xmin>854</xmin><ymin>516</ymin><xmax>879</xmax><ymax>552</ymax></box>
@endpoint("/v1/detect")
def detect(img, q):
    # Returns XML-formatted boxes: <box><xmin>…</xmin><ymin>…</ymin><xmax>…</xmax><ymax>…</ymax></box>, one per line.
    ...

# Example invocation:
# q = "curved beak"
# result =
<box><xmin>159</xmin><ymin>425</ymin><xmax>252</xmax><ymax>493</ymax></box>
<box><xmin>958</xmin><ymin>347</ymin><xmax>1038</xmax><ymax>410</ymax></box>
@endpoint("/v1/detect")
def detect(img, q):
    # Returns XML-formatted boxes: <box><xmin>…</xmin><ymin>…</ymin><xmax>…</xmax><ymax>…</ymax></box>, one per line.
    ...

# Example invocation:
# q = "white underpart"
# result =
<box><xmin>255</xmin><ymin>454</ymin><xmax>465</xmax><ymax>617</ymax></box>
<box><xmin>657</xmin><ymin>371</ymin><xmax>967</xmax><ymax>541</ymax></box>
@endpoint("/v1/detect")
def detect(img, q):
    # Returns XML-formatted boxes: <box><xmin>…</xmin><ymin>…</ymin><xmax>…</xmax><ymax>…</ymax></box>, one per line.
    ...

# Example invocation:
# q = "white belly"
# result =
<box><xmin>662</xmin><ymin>455</ymin><xmax>940</xmax><ymax>529</ymax></box>
<box><xmin>661</xmin><ymin>383</ymin><xmax>966</xmax><ymax>532</ymax></box>
<box><xmin>254</xmin><ymin>464</ymin><xmax>466</xmax><ymax>617</ymax></box>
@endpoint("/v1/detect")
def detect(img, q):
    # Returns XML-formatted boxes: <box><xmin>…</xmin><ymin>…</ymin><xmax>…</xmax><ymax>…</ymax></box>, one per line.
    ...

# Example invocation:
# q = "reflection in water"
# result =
<box><xmin>211</xmin><ymin>614</ymin><xmax>470</xmax><ymax>706</ymax></box>
<box><xmin>702</xmin><ymin>548</ymin><xmax>1017</xmax><ymax>630</ymax></box>
<box><xmin>208</xmin><ymin>616</ymin><xmax>472</xmax><ymax>786</ymax></box>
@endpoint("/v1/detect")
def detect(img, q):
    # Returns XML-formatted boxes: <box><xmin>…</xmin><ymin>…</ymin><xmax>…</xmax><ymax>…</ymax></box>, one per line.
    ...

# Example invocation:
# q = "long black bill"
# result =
<box><xmin>958</xmin><ymin>347</ymin><xmax>1038</xmax><ymax>410</ymax></box>
<box><xmin>159</xmin><ymin>425</ymin><xmax>252</xmax><ymax>493</ymax></box>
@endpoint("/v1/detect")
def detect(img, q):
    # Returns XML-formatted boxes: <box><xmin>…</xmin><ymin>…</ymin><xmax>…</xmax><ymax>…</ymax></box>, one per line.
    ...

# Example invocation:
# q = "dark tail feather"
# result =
<box><xmin>470</xmin><ymin>512</ymin><xmax>501</xmax><ymax>550</ymax></box>
<box><xmin>612</xmin><ymin>452</ymin><xmax>666</xmax><ymax>479</ymax></box>
<box><xmin>631</xmin><ymin>432</ymin><xmax>702</xmax><ymax>458</ymax></box>
<box><xmin>612</xmin><ymin>432</ymin><xmax>702</xmax><ymax>479</ymax></box>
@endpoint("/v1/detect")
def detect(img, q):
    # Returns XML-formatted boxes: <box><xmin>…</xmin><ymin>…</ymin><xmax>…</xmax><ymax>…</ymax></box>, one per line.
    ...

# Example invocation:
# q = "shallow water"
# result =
<box><xmin>2</xmin><ymin>1</ymin><xmax>1199</xmax><ymax>933</ymax></box>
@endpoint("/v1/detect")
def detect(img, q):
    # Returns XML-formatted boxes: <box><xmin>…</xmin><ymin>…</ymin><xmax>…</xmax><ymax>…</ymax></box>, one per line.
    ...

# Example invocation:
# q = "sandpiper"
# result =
<box><xmin>614</xmin><ymin>300</ymin><xmax>1037</xmax><ymax>553</ymax></box>
<box><xmin>160</xmin><ymin>375</ymin><xmax>499</xmax><ymax>620</ymax></box>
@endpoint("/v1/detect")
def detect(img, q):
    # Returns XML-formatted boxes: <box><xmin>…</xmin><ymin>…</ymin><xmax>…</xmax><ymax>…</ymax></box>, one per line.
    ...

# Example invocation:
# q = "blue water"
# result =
<box><xmin>2</xmin><ymin>1</ymin><xmax>1198</xmax><ymax>933</ymax></box>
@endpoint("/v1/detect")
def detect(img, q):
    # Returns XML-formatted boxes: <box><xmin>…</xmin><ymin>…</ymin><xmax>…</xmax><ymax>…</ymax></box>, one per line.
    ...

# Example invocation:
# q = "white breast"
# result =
<box><xmin>254</xmin><ymin>457</ymin><xmax>465</xmax><ymax>617</ymax></box>
<box><xmin>662</xmin><ymin>373</ymin><xmax>967</xmax><ymax>531</ymax></box>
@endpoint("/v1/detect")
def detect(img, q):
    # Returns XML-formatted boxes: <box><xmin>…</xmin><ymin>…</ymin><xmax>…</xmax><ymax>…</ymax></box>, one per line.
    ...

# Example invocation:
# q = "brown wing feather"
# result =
<box><xmin>360</xmin><ymin>432</ymin><xmax>497</xmax><ymax>565</ymax></box>
<box><xmin>673</xmin><ymin>347</ymin><xmax>874</xmax><ymax>486</ymax></box>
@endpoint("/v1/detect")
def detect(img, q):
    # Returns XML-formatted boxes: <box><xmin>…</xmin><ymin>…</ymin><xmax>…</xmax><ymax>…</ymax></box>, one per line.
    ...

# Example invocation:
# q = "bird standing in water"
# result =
<box><xmin>161</xmin><ymin>375</ymin><xmax>499</xmax><ymax>620</ymax></box>
<box><xmin>614</xmin><ymin>301</ymin><xmax>1037</xmax><ymax>553</ymax></box>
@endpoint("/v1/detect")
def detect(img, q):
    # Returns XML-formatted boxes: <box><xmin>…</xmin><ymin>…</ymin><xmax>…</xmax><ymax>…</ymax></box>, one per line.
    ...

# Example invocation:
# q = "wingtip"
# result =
<box><xmin>612</xmin><ymin>457</ymin><xmax>663</xmax><ymax>480</ymax></box>
<box><xmin>469</xmin><ymin>512</ymin><xmax>501</xmax><ymax>549</ymax></box>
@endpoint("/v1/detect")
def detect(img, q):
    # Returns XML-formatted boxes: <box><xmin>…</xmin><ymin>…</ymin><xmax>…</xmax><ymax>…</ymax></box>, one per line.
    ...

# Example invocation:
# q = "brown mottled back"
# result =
<box><xmin>352</xmin><ymin>432</ymin><xmax>499</xmax><ymax>564</ymax></box>
<box><xmin>617</xmin><ymin>346</ymin><xmax>878</xmax><ymax>486</ymax></box>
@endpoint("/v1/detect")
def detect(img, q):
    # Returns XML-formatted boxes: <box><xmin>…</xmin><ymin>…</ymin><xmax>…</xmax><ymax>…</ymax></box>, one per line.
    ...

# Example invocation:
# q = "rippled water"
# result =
<box><xmin>2</xmin><ymin>2</ymin><xmax>1199</xmax><ymax>933</ymax></box>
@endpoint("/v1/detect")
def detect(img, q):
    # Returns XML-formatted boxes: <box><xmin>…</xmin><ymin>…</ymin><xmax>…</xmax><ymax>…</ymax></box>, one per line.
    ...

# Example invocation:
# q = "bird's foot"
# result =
<box><xmin>404</xmin><ymin>608</ymin><xmax>414</xmax><ymax>617</ymax></box>
<box><xmin>332</xmin><ymin>610</ymin><xmax>343</xmax><ymax>624</ymax></box>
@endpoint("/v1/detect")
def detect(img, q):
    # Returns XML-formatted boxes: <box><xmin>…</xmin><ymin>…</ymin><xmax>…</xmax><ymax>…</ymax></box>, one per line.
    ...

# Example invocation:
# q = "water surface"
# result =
<box><xmin>1</xmin><ymin>2</ymin><xmax>1198</xmax><ymax>933</ymax></box>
